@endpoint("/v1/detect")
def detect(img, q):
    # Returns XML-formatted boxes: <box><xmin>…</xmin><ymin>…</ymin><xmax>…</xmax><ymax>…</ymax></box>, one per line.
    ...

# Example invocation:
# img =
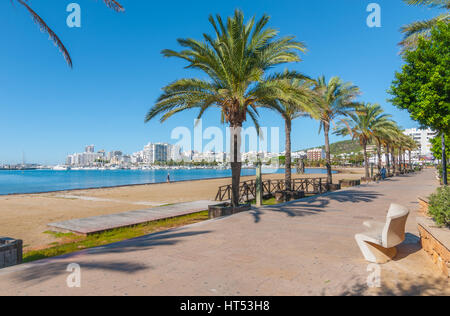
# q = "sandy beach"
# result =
<box><xmin>0</xmin><ymin>168</ymin><xmax>364</xmax><ymax>250</ymax></box>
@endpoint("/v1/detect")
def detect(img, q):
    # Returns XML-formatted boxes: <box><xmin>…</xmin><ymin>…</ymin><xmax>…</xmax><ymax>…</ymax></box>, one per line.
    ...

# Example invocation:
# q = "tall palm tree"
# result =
<box><xmin>389</xmin><ymin>127</ymin><xmax>406</xmax><ymax>174</ymax></box>
<box><xmin>263</xmin><ymin>77</ymin><xmax>319</xmax><ymax>191</ymax></box>
<box><xmin>313</xmin><ymin>76</ymin><xmax>360</xmax><ymax>185</ymax></box>
<box><xmin>145</xmin><ymin>10</ymin><xmax>307</xmax><ymax>207</ymax></box>
<box><xmin>373</xmin><ymin>121</ymin><xmax>397</xmax><ymax>172</ymax></box>
<box><xmin>405</xmin><ymin>135</ymin><xmax>419</xmax><ymax>169</ymax></box>
<box><xmin>335</xmin><ymin>103</ymin><xmax>393</xmax><ymax>179</ymax></box>
<box><xmin>400</xmin><ymin>0</ymin><xmax>450</xmax><ymax>53</ymax></box>
<box><xmin>14</xmin><ymin>0</ymin><xmax>124</xmax><ymax>67</ymax></box>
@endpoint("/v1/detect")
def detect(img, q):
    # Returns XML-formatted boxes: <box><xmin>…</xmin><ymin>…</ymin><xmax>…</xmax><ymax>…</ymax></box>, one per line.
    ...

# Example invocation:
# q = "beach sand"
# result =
<box><xmin>0</xmin><ymin>168</ymin><xmax>365</xmax><ymax>250</ymax></box>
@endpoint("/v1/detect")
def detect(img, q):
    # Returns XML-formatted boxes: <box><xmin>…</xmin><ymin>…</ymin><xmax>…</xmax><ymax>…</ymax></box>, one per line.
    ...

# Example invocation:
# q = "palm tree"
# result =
<box><xmin>400</xmin><ymin>0</ymin><xmax>450</xmax><ymax>53</ymax></box>
<box><xmin>313</xmin><ymin>76</ymin><xmax>360</xmax><ymax>185</ymax></box>
<box><xmin>14</xmin><ymin>0</ymin><xmax>124</xmax><ymax>67</ymax></box>
<box><xmin>373</xmin><ymin>121</ymin><xmax>397</xmax><ymax>172</ymax></box>
<box><xmin>389</xmin><ymin>127</ymin><xmax>406</xmax><ymax>174</ymax></box>
<box><xmin>263</xmin><ymin>77</ymin><xmax>319</xmax><ymax>191</ymax></box>
<box><xmin>145</xmin><ymin>10</ymin><xmax>307</xmax><ymax>207</ymax></box>
<box><xmin>405</xmin><ymin>135</ymin><xmax>418</xmax><ymax>170</ymax></box>
<box><xmin>335</xmin><ymin>103</ymin><xmax>393</xmax><ymax>179</ymax></box>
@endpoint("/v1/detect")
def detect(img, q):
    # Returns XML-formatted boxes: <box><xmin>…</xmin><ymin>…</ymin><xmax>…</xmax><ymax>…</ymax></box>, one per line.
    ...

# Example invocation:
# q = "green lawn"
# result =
<box><xmin>24</xmin><ymin>211</ymin><xmax>209</xmax><ymax>263</ymax></box>
<box><xmin>250</xmin><ymin>197</ymin><xmax>282</xmax><ymax>206</ymax></box>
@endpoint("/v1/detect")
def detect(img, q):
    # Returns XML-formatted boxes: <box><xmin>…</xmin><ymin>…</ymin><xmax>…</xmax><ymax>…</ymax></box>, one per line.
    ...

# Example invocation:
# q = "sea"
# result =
<box><xmin>0</xmin><ymin>168</ymin><xmax>332</xmax><ymax>195</ymax></box>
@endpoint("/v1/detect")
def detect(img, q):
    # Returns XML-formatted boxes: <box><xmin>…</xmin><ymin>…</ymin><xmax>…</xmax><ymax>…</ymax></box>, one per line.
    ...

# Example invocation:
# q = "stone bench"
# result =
<box><xmin>355</xmin><ymin>204</ymin><xmax>409</xmax><ymax>263</ymax></box>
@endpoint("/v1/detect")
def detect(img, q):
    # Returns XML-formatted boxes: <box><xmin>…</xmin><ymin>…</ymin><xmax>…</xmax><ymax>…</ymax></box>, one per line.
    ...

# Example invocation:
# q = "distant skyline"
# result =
<box><xmin>1</xmin><ymin>0</ymin><xmax>439</xmax><ymax>164</ymax></box>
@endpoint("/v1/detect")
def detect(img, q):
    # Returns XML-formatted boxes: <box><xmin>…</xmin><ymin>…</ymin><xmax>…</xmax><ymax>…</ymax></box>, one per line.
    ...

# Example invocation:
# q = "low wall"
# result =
<box><xmin>339</xmin><ymin>179</ymin><xmax>361</xmax><ymax>188</ymax></box>
<box><xmin>417</xmin><ymin>217</ymin><xmax>449</xmax><ymax>278</ymax></box>
<box><xmin>417</xmin><ymin>197</ymin><xmax>430</xmax><ymax>217</ymax></box>
<box><xmin>208</xmin><ymin>203</ymin><xmax>251</xmax><ymax>219</ymax></box>
<box><xmin>0</xmin><ymin>238</ymin><xmax>23</xmax><ymax>269</ymax></box>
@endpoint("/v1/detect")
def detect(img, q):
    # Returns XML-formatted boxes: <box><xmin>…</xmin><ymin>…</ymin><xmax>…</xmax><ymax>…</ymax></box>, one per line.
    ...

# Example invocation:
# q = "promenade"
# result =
<box><xmin>0</xmin><ymin>169</ymin><xmax>447</xmax><ymax>295</ymax></box>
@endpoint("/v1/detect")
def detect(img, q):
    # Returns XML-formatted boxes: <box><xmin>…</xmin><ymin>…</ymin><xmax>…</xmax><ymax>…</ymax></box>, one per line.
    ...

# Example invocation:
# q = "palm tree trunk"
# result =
<box><xmin>363</xmin><ymin>141</ymin><xmax>370</xmax><ymax>179</ymax></box>
<box><xmin>324</xmin><ymin>121</ymin><xmax>332</xmax><ymax>185</ymax></box>
<box><xmin>285</xmin><ymin>119</ymin><xmax>292</xmax><ymax>191</ymax></box>
<box><xmin>230</xmin><ymin>126</ymin><xmax>242</xmax><ymax>207</ymax></box>
<box><xmin>385</xmin><ymin>144</ymin><xmax>391</xmax><ymax>174</ymax></box>
<box><xmin>401</xmin><ymin>150</ymin><xmax>404</xmax><ymax>172</ymax></box>
<box><xmin>442</xmin><ymin>133</ymin><xmax>448</xmax><ymax>185</ymax></box>
<box><xmin>391</xmin><ymin>147</ymin><xmax>397</xmax><ymax>174</ymax></box>
<box><xmin>377</xmin><ymin>142</ymin><xmax>382</xmax><ymax>172</ymax></box>
<box><xmin>409</xmin><ymin>150</ymin><xmax>412</xmax><ymax>171</ymax></box>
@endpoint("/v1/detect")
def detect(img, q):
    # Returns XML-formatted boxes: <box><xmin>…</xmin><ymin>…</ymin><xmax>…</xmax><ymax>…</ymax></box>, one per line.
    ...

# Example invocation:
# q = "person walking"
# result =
<box><xmin>380</xmin><ymin>166</ymin><xmax>387</xmax><ymax>180</ymax></box>
<box><xmin>167</xmin><ymin>172</ymin><xmax>171</xmax><ymax>183</ymax></box>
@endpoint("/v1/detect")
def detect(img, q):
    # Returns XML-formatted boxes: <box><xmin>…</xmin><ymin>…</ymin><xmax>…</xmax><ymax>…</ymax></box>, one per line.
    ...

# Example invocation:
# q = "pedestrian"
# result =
<box><xmin>380</xmin><ymin>166</ymin><xmax>386</xmax><ymax>180</ymax></box>
<box><xmin>167</xmin><ymin>172</ymin><xmax>171</xmax><ymax>183</ymax></box>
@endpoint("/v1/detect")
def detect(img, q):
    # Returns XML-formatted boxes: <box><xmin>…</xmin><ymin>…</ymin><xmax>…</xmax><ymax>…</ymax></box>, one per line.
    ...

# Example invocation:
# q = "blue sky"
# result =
<box><xmin>0</xmin><ymin>0</ymin><xmax>440</xmax><ymax>164</ymax></box>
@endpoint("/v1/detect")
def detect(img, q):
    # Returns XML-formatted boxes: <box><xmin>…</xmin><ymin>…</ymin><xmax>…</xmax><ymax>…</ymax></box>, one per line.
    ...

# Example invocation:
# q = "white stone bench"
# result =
<box><xmin>355</xmin><ymin>203</ymin><xmax>410</xmax><ymax>263</ymax></box>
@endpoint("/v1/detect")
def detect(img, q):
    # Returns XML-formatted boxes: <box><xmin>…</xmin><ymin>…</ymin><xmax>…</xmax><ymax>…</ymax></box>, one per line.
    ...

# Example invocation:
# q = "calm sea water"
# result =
<box><xmin>0</xmin><ymin>168</ymin><xmax>331</xmax><ymax>195</ymax></box>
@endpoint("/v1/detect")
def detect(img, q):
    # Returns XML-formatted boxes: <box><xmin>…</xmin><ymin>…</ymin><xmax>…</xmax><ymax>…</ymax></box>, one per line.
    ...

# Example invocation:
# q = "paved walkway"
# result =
<box><xmin>0</xmin><ymin>169</ymin><xmax>448</xmax><ymax>295</ymax></box>
<box><xmin>48</xmin><ymin>200</ymin><xmax>215</xmax><ymax>235</ymax></box>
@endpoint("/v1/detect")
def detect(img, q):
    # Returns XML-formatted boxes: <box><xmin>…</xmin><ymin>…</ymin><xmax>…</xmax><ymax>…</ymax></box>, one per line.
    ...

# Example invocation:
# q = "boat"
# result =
<box><xmin>52</xmin><ymin>165</ymin><xmax>68</xmax><ymax>171</ymax></box>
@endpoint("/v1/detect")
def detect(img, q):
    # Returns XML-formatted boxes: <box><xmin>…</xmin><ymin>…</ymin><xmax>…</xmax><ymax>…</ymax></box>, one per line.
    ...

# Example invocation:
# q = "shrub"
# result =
<box><xmin>428</xmin><ymin>186</ymin><xmax>450</xmax><ymax>227</ymax></box>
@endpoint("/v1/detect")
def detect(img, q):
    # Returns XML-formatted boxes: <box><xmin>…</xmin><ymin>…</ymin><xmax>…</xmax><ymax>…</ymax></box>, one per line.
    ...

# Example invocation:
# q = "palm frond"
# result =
<box><xmin>101</xmin><ymin>0</ymin><xmax>125</xmax><ymax>12</ymax></box>
<box><xmin>17</xmin><ymin>0</ymin><xmax>72</xmax><ymax>67</ymax></box>
<box><xmin>403</xmin><ymin>0</ymin><xmax>450</xmax><ymax>9</ymax></box>
<box><xmin>16</xmin><ymin>0</ymin><xmax>124</xmax><ymax>67</ymax></box>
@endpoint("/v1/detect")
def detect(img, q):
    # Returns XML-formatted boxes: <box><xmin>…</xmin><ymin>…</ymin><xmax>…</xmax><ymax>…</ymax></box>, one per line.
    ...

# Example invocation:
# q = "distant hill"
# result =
<box><xmin>297</xmin><ymin>140</ymin><xmax>363</xmax><ymax>155</ymax></box>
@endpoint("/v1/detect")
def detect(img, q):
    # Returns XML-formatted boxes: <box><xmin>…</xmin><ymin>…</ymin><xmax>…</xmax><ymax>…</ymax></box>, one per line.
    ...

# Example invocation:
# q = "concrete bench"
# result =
<box><xmin>355</xmin><ymin>204</ymin><xmax>410</xmax><ymax>263</ymax></box>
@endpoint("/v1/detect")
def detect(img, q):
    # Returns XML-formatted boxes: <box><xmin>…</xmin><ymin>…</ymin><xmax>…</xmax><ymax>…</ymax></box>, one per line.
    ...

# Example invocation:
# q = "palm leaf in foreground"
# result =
<box><xmin>15</xmin><ymin>0</ymin><xmax>124</xmax><ymax>67</ymax></box>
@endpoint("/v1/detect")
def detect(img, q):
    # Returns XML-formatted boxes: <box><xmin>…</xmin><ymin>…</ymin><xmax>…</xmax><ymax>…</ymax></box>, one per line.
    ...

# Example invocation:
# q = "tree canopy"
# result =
<box><xmin>390</xmin><ymin>22</ymin><xmax>450</xmax><ymax>135</ymax></box>
<box><xmin>431</xmin><ymin>134</ymin><xmax>450</xmax><ymax>160</ymax></box>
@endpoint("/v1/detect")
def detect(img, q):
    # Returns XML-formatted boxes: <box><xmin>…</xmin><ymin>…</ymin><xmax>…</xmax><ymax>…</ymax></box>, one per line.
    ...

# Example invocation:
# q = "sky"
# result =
<box><xmin>0</xmin><ymin>0</ymin><xmax>441</xmax><ymax>165</ymax></box>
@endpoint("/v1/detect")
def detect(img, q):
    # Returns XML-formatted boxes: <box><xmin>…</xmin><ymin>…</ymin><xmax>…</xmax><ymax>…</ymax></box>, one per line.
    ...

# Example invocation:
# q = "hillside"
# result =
<box><xmin>297</xmin><ymin>140</ymin><xmax>363</xmax><ymax>155</ymax></box>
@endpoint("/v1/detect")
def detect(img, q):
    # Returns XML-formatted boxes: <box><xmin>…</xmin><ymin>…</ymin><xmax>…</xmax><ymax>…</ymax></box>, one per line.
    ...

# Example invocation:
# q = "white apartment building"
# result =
<box><xmin>403</xmin><ymin>128</ymin><xmax>436</xmax><ymax>158</ymax></box>
<box><xmin>66</xmin><ymin>151</ymin><xmax>102</xmax><ymax>166</ymax></box>
<box><xmin>192</xmin><ymin>151</ymin><xmax>227</xmax><ymax>163</ymax></box>
<box><xmin>143</xmin><ymin>143</ymin><xmax>183</xmax><ymax>164</ymax></box>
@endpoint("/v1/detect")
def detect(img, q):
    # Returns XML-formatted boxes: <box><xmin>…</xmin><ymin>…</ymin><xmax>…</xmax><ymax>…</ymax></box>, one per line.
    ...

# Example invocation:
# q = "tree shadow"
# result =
<box><xmin>86</xmin><ymin>230</ymin><xmax>212</xmax><ymax>256</ymax></box>
<box><xmin>251</xmin><ymin>190</ymin><xmax>382</xmax><ymax>223</ymax></box>
<box><xmin>10</xmin><ymin>261</ymin><xmax>150</xmax><ymax>285</ymax></box>
<box><xmin>7</xmin><ymin>229</ymin><xmax>212</xmax><ymax>285</ymax></box>
<box><xmin>335</xmin><ymin>274</ymin><xmax>449</xmax><ymax>296</ymax></box>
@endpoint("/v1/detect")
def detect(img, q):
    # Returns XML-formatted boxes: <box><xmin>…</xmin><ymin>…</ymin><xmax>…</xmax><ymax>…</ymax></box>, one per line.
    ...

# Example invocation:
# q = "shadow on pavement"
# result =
<box><xmin>251</xmin><ymin>190</ymin><xmax>382</xmax><ymax>223</ymax></box>
<box><xmin>8</xmin><ymin>230</ymin><xmax>212</xmax><ymax>285</ymax></box>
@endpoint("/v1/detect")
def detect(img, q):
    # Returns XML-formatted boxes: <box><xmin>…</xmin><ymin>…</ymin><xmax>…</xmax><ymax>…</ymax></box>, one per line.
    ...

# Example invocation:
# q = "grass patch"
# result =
<box><xmin>250</xmin><ymin>197</ymin><xmax>281</xmax><ymax>206</ymax></box>
<box><xmin>24</xmin><ymin>211</ymin><xmax>209</xmax><ymax>263</ymax></box>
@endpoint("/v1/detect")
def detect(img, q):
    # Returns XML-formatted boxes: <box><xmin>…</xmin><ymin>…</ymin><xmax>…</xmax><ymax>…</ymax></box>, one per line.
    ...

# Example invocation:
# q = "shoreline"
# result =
<box><xmin>0</xmin><ymin>168</ymin><xmax>363</xmax><ymax>250</ymax></box>
<box><xmin>0</xmin><ymin>167</ymin><xmax>340</xmax><ymax>197</ymax></box>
